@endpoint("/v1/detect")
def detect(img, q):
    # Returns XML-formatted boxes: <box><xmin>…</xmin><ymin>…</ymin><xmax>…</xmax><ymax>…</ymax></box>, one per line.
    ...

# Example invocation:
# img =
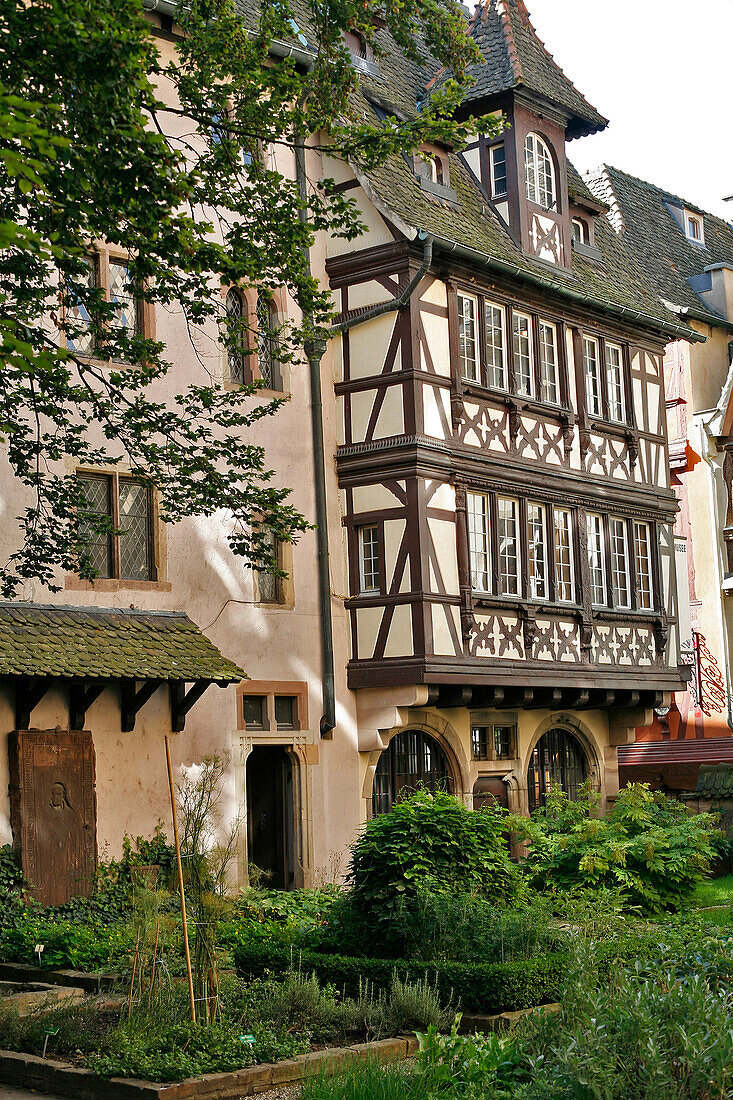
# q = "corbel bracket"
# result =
<box><xmin>121</xmin><ymin>680</ymin><xmax>163</xmax><ymax>733</ymax></box>
<box><xmin>15</xmin><ymin>677</ymin><xmax>50</xmax><ymax>731</ymax></box>
<box><xmin>69</xmin><ymin>682</ymin><xmax>105</xmax><ymax>731</ymax></box>
<box><xmin>170</xmin><ymin>680</ymin><xmax>213</xmax><ymax>733</ymax></box>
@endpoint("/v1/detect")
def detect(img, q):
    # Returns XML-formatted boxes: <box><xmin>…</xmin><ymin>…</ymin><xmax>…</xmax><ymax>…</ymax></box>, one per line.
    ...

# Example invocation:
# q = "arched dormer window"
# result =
<box><xmin>225</xmin><ymin>286</ymin><xmax>247</xmax><ymax>384</ymax></box>
<box><xmin>524</xmin><ymin>133</ymin><xmax>556</xmax><ymax>210</ymax></box>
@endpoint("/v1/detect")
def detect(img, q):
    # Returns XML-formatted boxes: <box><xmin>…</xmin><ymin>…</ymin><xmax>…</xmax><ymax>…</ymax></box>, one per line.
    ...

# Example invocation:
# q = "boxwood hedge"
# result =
<box><xmin>233</xmin><ymin>942</ymin><xmax>567</xmax><ymax>1014</ymax></box>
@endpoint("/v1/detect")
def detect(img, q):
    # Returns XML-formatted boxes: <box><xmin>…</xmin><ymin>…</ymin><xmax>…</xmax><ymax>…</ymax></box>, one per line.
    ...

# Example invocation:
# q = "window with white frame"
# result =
<box><xmin>357</xmin><ymin>524</ymin><xmax>380</xmax><ymax>594</ymax></box>
<box><xmin>553</xmin><ymin>508</ymin><xmax>575</xmax><ymax>602</ymax></box>
<box><xmin>467</xmin><ymin>492</ymin><xmax>490</xmax><ymax>593</ymax></box>
<box><xmin>539</xmin><ymin>321</ymin><xmax>559</xmax><ymax>404</ymax></box>
<box><xmin>512</xmin><ymin>312</ymin><xmax>533</xmax><ymax>396</ymax></box>
<box><xmin>527</xmin><ymin>502</ymin><xmax>548</xmax><ymax>599</ymax></box>
<box><xmin>685</xmin><ymin>212</ymin><xmax>704</xmax><ymax>244</ymax></box>
<box><xmin>606</xmin><ymin>343</ymin><xmax>625</xmax><ymax>423</ymax></box>
<box><xmin>490</xmin><ymin>143</ymin><xmax>507</xmax><ymax>197</ymax></box>
<box><xmin>583</xmin><ymin>336</ymin><xmax>602</xmax><ymax>416</ymax></box>
<box><xmin>484</xmin><ymin>301</ymin><xmax>507</xmax><ymax>389</ymax></box>
<box><xmin>498</xmin><ymin>497</ymin><xmax>520</xmax><ymax>596</ymax></box>
<box><xmin>572</xmin><ymin>217</ymin><xmax>588</xmax><ymax>244</ymax></box>
<box><xmin>458</xmin><ymin>293</ymin><xmax>479</xmax><ymax>382</ymax></box>
<box><xmin>524</xmin><ymin>133</ymin><xmax>556</xmax><ymax>210</ymax></box>
<box><xmin>587</xmin><ymin>513</ymin><xmax>606</xmax><ymax>606</ymax></box>
<box><xmin>610</xmin><ymin>518</ymin><xmax>631</xmax><ymax>608</ymax></box>
<box><xmin>633</xmin><ymin>521</ymin><xmax>653</xmax><ymax>610</ymax></box>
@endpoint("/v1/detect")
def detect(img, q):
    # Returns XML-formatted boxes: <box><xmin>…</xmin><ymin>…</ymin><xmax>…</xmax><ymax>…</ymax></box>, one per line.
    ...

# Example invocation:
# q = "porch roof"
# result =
<box><xmin>0</xmin><ymin>603</ymin><xmax>244</xmax><ymax>684</ymax></box>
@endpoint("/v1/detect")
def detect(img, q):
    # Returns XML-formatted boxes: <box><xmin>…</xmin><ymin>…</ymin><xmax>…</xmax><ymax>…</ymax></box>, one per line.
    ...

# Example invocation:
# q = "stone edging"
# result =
<box><xmin>0</xmin><ymin>1036</ymin><xmax>418</xmax><ymax>1099</ymax></box>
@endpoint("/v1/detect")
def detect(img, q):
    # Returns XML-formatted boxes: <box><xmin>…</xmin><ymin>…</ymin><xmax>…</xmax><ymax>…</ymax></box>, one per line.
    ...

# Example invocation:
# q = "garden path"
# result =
<box><xmin>0</xmin><ymin>1087</ymin><xmax>60</xmax><ymax>1098</ymax></box>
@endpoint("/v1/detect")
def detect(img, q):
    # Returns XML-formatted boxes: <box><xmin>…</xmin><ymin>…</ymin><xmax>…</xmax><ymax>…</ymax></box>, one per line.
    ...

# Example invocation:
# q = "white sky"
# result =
<box><xmin>525</xmin><ymin>0</ymin><xmax>733</xmax><ymax>220</ymax></box>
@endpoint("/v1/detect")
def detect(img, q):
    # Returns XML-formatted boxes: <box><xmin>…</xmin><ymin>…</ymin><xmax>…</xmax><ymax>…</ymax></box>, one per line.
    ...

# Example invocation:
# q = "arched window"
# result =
<box><xmin>372</xmin><ymin>729</ymin><xmax>454</xmax><ymax>816</ymax></box>
<box><xmin>527</xmin><ymin>727</ymin><xmax>587</xmax><ymax>812</ymax></box>
<box><xmin>256</xmin><ymin>293</ymin><xmax>281</xmax><ymax>390</ymax></box>
<box><xmin>524</xmin><ymin>133</ymin><xmax>556</xmax><ymax>210</ymax></box>
<box><xmin>225</xmin><ymin>287</ymin><xmax>246</xmax><ymax>384</ymax></box>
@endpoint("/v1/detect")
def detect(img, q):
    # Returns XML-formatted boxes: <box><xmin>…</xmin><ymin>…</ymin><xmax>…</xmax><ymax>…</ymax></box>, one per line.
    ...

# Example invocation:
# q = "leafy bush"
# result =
<box><xmin>416</xmin><ymin>1016</ymin><xmax>523</xmax><ymax>1096</ymax></box>
<box><xmin>0</xmin><ymin>1000</ymin><xmax>117</xmax><ymax>1060</ymax></box>
<box><xmin>302</xmin><ymin>1058</ymin><xmax>423</xmax><ymax>1100</ymax></box>
<box><xmin>0</xmin><ymin>911</ymin><xmax>134</xmax><ymax>970</ymax></box>
<box><xmin>513</xmin><ymin>783</ymin><xmax>718</xmax><ymax>913</ymax></box>
<box><xmin>234</xmin><ymin>942</ymin><xmax>566</xmax><ymax>1015</ymax></box>
<box><xmin>346</xmin><ymin>790</ymin><xmax>520</xmax><ymax>951</ymax></box>
<box><xmin>0</xmin><ymin>845</ymin><xmax>27</xmax><ymax>929</ymax></box>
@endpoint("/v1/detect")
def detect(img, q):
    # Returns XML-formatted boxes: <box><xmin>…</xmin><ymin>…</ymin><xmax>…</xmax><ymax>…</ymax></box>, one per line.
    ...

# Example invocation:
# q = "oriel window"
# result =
<box><xmin>512</xmin><ymin>312</ymin><xmax>533</xmax><ymax>397</ymax></box>
<box><xmin>498</xmin><ymin>496</ymin><xmax>520</xmax><ymax>596</ymax></box>
<box><xmin>527</xmin><ymin>502</ymin><xmax>548</xmax><ymax>599</ymax></box>
<box><xmin>76</xmin><ymin>472</ymin><xmax>154</xmax><ymax>581</ymax></box>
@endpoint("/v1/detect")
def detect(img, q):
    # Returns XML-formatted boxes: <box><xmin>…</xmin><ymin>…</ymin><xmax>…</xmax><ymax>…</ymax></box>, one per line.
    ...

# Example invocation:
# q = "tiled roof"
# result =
<box><xmin>429</xmin><ymin>0</ymin><xmax>607</xmax><ymax>139</ymax></box>
<box><xmin>586</xmin><ymin>166</ymin><xmax>733</xmax><ymax>326</ymax></box>
<box><xmin>696</xmin><ymin>763</ymin><xmax>733</xmax><ymax>799</ymax></box>
<box><xmin>0</xmin><ymin>604</ymin><xmax>244</xmax><ymax>682</ymax></box>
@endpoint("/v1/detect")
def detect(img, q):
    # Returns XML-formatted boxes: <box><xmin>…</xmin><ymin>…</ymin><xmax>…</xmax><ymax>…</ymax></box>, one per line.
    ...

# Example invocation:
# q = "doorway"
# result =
<box><xmin>246</xmin><ymin>746</ymin><xmax>296</xmax><ymax>890</ymax></box>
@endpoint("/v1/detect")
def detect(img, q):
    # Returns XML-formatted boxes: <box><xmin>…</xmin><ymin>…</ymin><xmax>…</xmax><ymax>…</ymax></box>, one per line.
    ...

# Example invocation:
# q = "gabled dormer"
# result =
<box><xmin>434</xmin><ymin>0</ymin><xmax>607</xmax><ymax>268</ymax></box>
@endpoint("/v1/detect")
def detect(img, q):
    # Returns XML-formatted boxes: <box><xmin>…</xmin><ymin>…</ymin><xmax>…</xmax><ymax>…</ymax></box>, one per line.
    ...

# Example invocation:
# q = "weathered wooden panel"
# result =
<box><xmin>9</xmin><ymin>729</ymin><xmax>97</xmax><ymax>906</ymax></box>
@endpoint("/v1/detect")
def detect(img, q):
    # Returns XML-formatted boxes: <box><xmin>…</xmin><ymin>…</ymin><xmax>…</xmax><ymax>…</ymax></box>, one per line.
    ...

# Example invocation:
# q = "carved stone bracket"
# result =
<box><xmin>559</xmin><ymin>411</ymin><xmax>575</xmax><ymax>462</ymax></box>
<box><xmin>578</xmin><ymin>423</ymin><xmax>591</xmax><ymax>461</ymax></box>
<box><xmin>519</xmin><ymin>607</ymin><xmax>537</xmax><ymax>657</ymax></box>
<box><xmin>460</xmin><ymin>607</ymin><xmax>476</xmax><ymax>645</ymax></box>
<box><xmin>579</xmin><ymin>618</ymin><xmax>593</xmax><ymax>661</ymax></box>
<box><xmin>451</xmin><ymin>391</ymin><xmax>465</xmax><ymax>431</ymax></box>
<box><xmin>653</xmin><ymin>617</ymin><xmax>669</xmax><ymax>658</ymax></box>
<box><xmin>625</xmin><ymin>429</ymin><xmax>639</xmax><ymax>468</ymax></box>
<box><xmin>508</xmin><ymin>398</ymin><xmax>523</xmax><ymax>449</ymax></box>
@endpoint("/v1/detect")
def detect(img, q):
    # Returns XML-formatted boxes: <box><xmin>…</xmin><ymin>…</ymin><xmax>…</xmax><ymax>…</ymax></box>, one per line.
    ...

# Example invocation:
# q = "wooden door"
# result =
<box><xmin>246</xmin><ymin>746</ymin><xmax>293</xmax><ymax>890</ymax></box>
<box><xmin>9</xmin><ymin>730</ymin><xmax>97</xmax><ymax>906</ymax></box>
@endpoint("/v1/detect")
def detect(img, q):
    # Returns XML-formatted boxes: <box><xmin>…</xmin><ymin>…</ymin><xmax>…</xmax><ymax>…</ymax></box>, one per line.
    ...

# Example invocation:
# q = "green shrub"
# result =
<box><xmin>347</xmin><ymin>790</ymin><xmax>520</xmax><ymax>951</ymax></box>
<box><xmin>0</xmin><ymin>910</ymin><xmax>134</xmax><ymax>969</ymax></box>
<box><xmin>301</xmin><ymin>1058</ymin><xmax>423</xmax><ymax>1100</ymax></box>
<box><xmin>0</xmin><ymin>1000</ymin><xmax>118</xmax><ymax>1059</ymax></box>
<box><xmin>233</xmin><ymin>942</ymin><xmax>566</xmax><ymax>1015</ymax></box>
<box><xmin>416</xmin><ymin>1015</ymin><xmax>523</xmax><ymax>1096</ymax></box>
<box><xmin>513</xmin><ymin>782</ymin><xmax>719</xmax><ymax>913</ymax></box>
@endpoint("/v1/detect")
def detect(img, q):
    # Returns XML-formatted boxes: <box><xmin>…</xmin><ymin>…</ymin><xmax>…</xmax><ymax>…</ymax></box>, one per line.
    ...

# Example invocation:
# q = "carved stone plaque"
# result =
<box><xmin>9</xmin><ymin>729</ymin><xmax>97</xmax><ymax>906</ymax></box>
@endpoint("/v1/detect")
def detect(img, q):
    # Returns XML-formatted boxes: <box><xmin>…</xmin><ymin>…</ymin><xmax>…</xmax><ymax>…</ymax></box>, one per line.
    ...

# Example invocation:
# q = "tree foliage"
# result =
<box><xmin>0</xmin><ymin>0</ymin><xmax>490</xmax><ymax>595</ymax></box>
<box><xmin>512</xmin><ymin>782</ymin><xmax>719</xmax><ymax>913</ymax></box>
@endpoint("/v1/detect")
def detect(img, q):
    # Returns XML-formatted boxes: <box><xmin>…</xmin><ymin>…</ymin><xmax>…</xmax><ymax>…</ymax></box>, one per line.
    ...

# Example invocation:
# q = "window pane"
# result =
<box><xmin>243</xmin><ymin>695</ymin><xmax>265</xmax><ymax>729</ymax></box>
<box><xmin>467</xmin><ymin>492</ymin><xmax>490</xmax><ymax>592</ymax></box>
<box><xmin>118</xmin><ymin>479</ymin><xmax>152</xmax><ymax>580</ymax></box>
<box><xmin>257</xmin><ymin>526</ymin><xmax>280</xmax><ymax>602</ymax></box>
<box><xmin>66</xmin><ymin>255</ymin><xmax>97</xmax><ymax>356</ymax></box>
<box><xmin>471</xmin><ymin>726</ymin><xmax>490</xmax><ymax>760</ymax></box>
<box><xmin>490</xmin><ymin>144</ymin><xmax>507</xmax><ymax>196</ymax></box>
<box><xmin>498</xmin><ymin>497</ymin><xmax>520</xmax><ymax>596</ymax></box>
<box><xmin>77</xmin><ymin>473</ymin><xmax>112</xmax><ymax>578</ymax></box>
<box><xmin>539</xmin><ymin>322</ymin><xmax>558</xmax><ymax>404</ymax></box>
<box><xmin>611</xmin><ymin>518</ymin><xmax>630</xmax><ymax>608</ymax></box>
<box><xmin>225</xmin><ymin>288</ymin><xmax>246</xmax><ymax>383</ymax></box>
<box><xmin>494</xmin><ymin>726</ymin><xmax>513</xmax><ymax>759</ymax></box>
<box><xmin>634</xmin><ymin>522</ymin><xmax>653</xmax><ymax>610</ymax></box>
<box><xmin>108</xmin><ymin>262</ymin><xmax>137</xmax><ymax>339</ymax></box>
<box><xmin>257</xmin><ymin>294</ymin><xmax>280</xmax><ymax>389</ymax></box>
<box><xmin>553</xmin><ymin>508</ymin><xmax>575</xmax><ymax>602</ymax></box>
<box><xmin>275</xmin><ymin>695</ymin><xmax>296</xmax><ymax>729</ymax></box>
<box><xmin>527</xmin><ymin>502</ymin><xmax>547</xmax><ymax>599</ymax></box>
<box><xmin>606</xmin><ymin>343</ymin><xmax>625</xmax><ymax>422</ymax></box>
<box><xmin>584</xmin><ymin>337</ymin><xmax>601</xmax><ymax>416</ymax></box>
<box><xmin>358</xmin><ymin>525</ymin><xmax>380</xmax><ymax>593</ymax></box>
<box><xmin>513</xmin><ymin>313</ymin><xmax>533</xmax><ymax>396</ymax></box>
<box><xmin>525</xmin><ymin>133</ymin><xmax>555</xmax><ymax>209</ymax></box>
<box><xmin>484</xmin><ymin>302</ymin><xmax>506</xmax><ymax>389</ymax></box>
<box><xmin>587</xmin><ymin>513</ymin><xmax>606</xmax><ymax>606</ymax></box>
<box><xmin>458</xmin><ymin>294</ymin><xmax>478</xmax><ymax>382</ymax></box>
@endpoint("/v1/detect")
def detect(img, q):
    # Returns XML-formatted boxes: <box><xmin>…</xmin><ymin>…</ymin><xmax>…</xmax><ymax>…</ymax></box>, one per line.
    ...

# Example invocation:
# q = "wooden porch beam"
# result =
<box><xmin>169</xmin><ymin>681</ymin><xmax>213</xmax><ymax>733</ymax></box>
<box><xmin>120</xmin><ymin>680</ymin><xmax>163</xmax><ymax>733</ymax></box>
<box><xmin>69</xmin><ymin>682</ymin><xmax>105</xmax><ymax>732</ymax></box>
<box><xmin>15</xmin><ymin>677</ymin><xmax>50</xmax><ymax>731</ymax></box>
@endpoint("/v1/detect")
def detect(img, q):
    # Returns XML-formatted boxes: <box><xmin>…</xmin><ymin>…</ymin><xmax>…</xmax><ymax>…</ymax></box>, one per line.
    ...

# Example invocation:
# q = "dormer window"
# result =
<box><xmin>686</xmin><ymin>212</ymin><xmax>704</xmax><ymax>244</ymax></box>
<box><xmin>415</xmin><ymin>153</ymin><xmax>444</xmax><ymax>186</ymax></box>
<box><xmin>572</xmin><ymin>218</ymin><xmax>588</xmax><ymax>244</ymax></box>
<box><xmin>524</xmin><ymin>133</ymin><xmax>556</xmax><ymax>210</ymax></box>
<box><xmin>489</xmin><ymin>144</ymin><xmax>507</xmax><ymax>197</ymax></box>
<box><xmin>413</xmin><ymin>146</ymin><xmax>452</xmax><ymax>196</ymax></box>
<box><xmin>343</xmin><ymin>29</ymin><xmax>379</xmax><ymax>77</ymax></box>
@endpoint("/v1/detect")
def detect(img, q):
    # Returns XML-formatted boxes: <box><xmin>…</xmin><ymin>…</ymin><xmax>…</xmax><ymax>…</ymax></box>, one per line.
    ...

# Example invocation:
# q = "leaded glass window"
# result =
<box><xmin>76</xmin><ymin>472</ymin><xmax>154</xmax><ymax>581</ymax></box>
<box><xmin>484</xmin><ymin>301</ymin><xmax>506</xmax><ymax>389</ymax></box>
<box><xmin>372</xmin><ymin>730</ymin><xmax>453</xmax><ymax>816</ymax></box>
<box><xmin>66</xmin><ymin>255</ymin><xmax>97</xmax><ymax>356</ymax></box>
<box><xmin>587</xmin><ymin>513</ymin><xmax>607</xmax><ymax>606</ymax></box>
<box><xmin>512</xmin><ymin>312</ymin><xmax>533</xmax><ymax>396</ymax></box>
<box><xmin>257</xmin><ymin>526</ymin><xmax>282</xmax><ymax>603</ymax></box>
<box><xmin>257</xmin><ymin>294</ymin><xmax>281</xmax><ymax>390</ymax></box>
<box><xmin>108</xmin><ymin>262</ymin><xmax>136</xmax><ymax>339</ymax></box>
<box><xmin>65</xmin><ymin>251</ymin><xmax>140</xmax><ymax>360</ymax></box>
<box><xmin>524</xmin><ymin>133</ymin><xmax>556</xmax><ymax>210</ymax></box>
<box><xmin>606</xmin><ymin>343</ymin><xmax>625</xmax><ymax>423</ymax></box>
<box><xmin>225</xmin><ymin>287</ymin><xmax>247</xmax><ymax>383</ymax></box>
<box><xmin>584</xmin><ymin>336</ymin><xmax>601</xmax><ymax>416</ymax></box>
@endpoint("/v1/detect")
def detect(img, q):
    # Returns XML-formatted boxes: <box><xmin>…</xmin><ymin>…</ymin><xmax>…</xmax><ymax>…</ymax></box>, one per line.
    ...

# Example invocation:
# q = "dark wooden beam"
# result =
<box><xmin>69</xmin><ymin>682</ymin><xmax>105</xmax><ymax>731</ymax></box>
<box><xmin>170</xmin><ymin>681</ymin><xmax>212</xmax><ymax>733</ymax></box>
<box><xmin>15</xmin><ymin>677</ymin><xmax>50</xmax><ymax>731</ymax></box>
<box><xmin>120</xmin><ymin>680</ymin><xmax>163</xmax><ymax>733</ymax></box>
<box><xmin>524</xmin><ymin>688</ymin><xmax>563</xmax><ymax>710</ymax></box>
<box><xmin>439</xmin><ymin>685</ymin><xmax>474</xmax><ymax>708</ymax></box>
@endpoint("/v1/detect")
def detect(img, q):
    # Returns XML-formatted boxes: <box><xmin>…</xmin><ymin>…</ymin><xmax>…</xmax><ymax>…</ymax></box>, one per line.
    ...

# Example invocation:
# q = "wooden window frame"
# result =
<box><xmin>497</xmin><ymin>495</ymin><xmax>521</xmax><ymax>598</ymax></box>
<box><xmin>527</xmin><ymin>501</ymin><xmax>549</xmax><ymax>601</ymax></box>
<box><xmin>63</xmin><ymin>245</ymin><xmax>147</xmax><ymax>362</ymax></box>
<box><xmin>489</xmin><ymin>142</ymin><xmax>507</xmax><ymax>197</ymax></box>
<box><xmin>512</xmin><ymin>311</ymin><xmax>534</xmax><ymax>398</ymax></box>
<box><xmin>76</xmin><ymin>470</ymin><xmax>156</xmax><ymax>582</ymax></box>
<box><xmin>524</xmin><ymin>132</ymin><xmax>557</xmax><ymax>211</ymax></box>
<box><xmin>467</xmin><ymin>490</ymin><xmax>492</xmax><ymax>595</ymax></box>
<box><xmin>587</xmin><ymin>512</ymin><xmax>607</xmax><ymax>607</ymax></box>
<box><xmin>608</xmin><ymin>515</ymin><xmax>632</xmax><ymax>610</ymax></box>
<box><xmin>552</xmin><ymin>506</ymin><xmax>576</xmax><ymax>604</ymax></box>
<box><xmin>457</xmin><ymin>291</ymin><xmax>480</xmax><ymax>383</ymax></box>
<box><xmin>538</xmin><ymin>320</ymin><xmax>560</xmax><ymax>406</ymax></box>
<box><xmin>471</xmin><ymin>722</ymin><xmax>517</xmax><ymax>762</ymax></box>
<box><xmin>633</xmin><ymin>520</ymin><xmax>654</xmax><ymax>611</ymax></box>
<box><xmin>352</xmin><ymin>521</ymin><xmax>385</xmax><ymax>597</ymax></box>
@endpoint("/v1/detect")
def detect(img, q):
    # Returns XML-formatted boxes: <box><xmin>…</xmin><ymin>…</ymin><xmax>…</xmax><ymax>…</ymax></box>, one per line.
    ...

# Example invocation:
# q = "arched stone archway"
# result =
<box><xmin>362</xmin><ymin>714</ymin><xmax>468</xmax><ymax>817</ymax></box>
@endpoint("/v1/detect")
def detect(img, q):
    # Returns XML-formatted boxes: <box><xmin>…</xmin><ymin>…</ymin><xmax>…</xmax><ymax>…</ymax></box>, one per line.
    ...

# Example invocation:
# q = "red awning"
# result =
<box><xmin>618</xmin><ymin>737</ymin><xmax>733</xmax><ymax>767</ymax></box>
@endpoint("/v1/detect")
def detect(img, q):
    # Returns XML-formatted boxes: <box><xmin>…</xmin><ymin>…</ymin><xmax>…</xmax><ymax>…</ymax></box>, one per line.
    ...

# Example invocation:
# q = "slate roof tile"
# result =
<box><xmin>0</xmin><ymin>604</ymin><xmax>244</xmax><ymax>683</ymax></box>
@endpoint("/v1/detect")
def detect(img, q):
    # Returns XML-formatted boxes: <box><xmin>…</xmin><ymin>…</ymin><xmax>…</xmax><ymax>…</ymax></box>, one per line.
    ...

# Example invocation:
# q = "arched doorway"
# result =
<box><xmin>246</xmin><ymin>746</ymin><xmax>295</xmax><ymax>889</ymax></box>
<box><xmin>372</xmin><ymin>729</ymin><xmax>453</xmax><ymax>816</ymax></box>
<box><xmin>527</xmin><ymin>727</ymin><xmax>587</xmax><ymax>812</ymax></box>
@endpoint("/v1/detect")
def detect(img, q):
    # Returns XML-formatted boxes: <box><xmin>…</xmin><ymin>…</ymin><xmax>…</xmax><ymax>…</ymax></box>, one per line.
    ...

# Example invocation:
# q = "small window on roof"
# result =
<box><xmin>414</xmin><ymin>148</ymin><xmax>449</xmax><ymax>189</ymax></box>
<box><xmin>686</xmin><ymin>213</ymin><xmax>704</xmax><ymax>243</ymax></box>
<box><xmin>572</xmin><ymin>218</ymin><xmax>588</xmax><ymax>244</ymax></box>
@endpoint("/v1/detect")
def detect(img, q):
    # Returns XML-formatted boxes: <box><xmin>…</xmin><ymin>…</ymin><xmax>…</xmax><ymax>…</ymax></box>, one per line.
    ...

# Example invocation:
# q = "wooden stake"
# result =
<box><xmin>165</xmin><ymin>734</ymin><xmax>196</xmax><ymax>1023</ymax></box>
<box><xmin>128</xmin><ymin>930</ymin><xmax>140</xmax><ymax>1019</ymax></box>
<box><xmin>148</xmin><ymin>920</ymin><xmax>160</xmax><ymax>1006</ymax></box>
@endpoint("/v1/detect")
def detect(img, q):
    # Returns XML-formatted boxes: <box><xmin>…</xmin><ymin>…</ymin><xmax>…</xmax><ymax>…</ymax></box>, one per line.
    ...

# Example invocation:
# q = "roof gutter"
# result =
<box><xmin>427</xmin><ymin>232</ymin><xmax>706</xmax><ymax>343</ymax></box>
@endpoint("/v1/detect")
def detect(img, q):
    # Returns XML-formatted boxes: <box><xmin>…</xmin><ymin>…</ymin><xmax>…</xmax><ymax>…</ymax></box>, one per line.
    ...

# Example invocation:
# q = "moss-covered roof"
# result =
<box><xmin>0</xmin><ymin>604</ymin><xmax>244</xmax><ymax>682</ymax></box>
<box><xmin>696</xmin><ymin>764</ymin><xmax>733</xmax><ymax>799</ymax></box>
<box><xmin>586</xmin><ymin>165</ymin><xmax>733</xmax><ymax>327</ymax></box>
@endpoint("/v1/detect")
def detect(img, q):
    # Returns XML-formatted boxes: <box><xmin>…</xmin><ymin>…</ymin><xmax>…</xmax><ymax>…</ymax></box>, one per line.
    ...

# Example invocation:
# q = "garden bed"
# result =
<box><xmin>0</xmin><ymin>1036</ymin><xmax>416</xmax><ymax>1099</ymax></box>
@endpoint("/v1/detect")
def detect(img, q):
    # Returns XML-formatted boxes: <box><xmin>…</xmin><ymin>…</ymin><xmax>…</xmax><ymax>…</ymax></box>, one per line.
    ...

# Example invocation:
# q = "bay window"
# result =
<box><xmin>527</xmin><ymin>502</ymin><xmax>548</xmax><ymax>599</ymax></box>
<box><xmin>610</xmin><ymin>517</ymin><xmax>631</xmax><ymax>609</ymax></box>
